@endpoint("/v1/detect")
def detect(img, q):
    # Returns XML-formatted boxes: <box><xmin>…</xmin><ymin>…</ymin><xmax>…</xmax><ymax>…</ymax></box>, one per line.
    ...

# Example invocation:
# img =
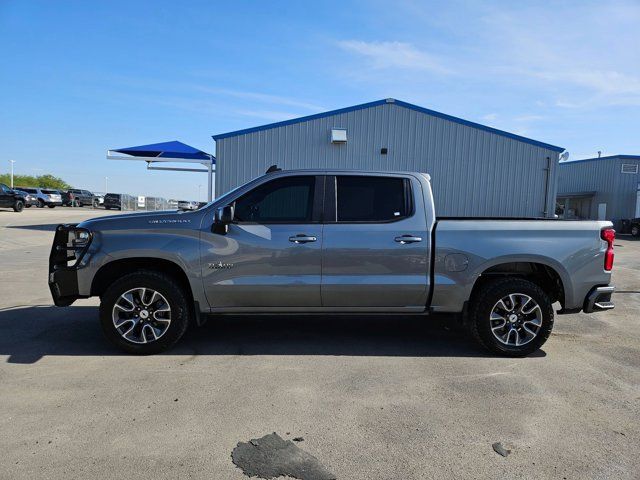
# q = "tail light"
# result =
<box><xmin>601</xmin><ymin>228</ymin><xmax>615</xmax><ymax>271</ymax></box>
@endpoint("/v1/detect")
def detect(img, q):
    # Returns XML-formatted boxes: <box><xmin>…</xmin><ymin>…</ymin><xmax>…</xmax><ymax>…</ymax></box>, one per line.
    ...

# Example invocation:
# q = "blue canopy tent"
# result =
<box><xmin>107</xmin><ymin>141</ymin><xmax>216</xmax><ymax>201</ymax></box>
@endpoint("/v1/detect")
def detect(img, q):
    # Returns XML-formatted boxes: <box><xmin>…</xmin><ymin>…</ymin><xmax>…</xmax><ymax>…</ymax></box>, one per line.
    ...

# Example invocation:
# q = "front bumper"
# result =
<box><xmin>48</xmin><ymin>224</ymin><xmax>91</xmax><ymax>306</ymax></box>
<box><xmin>583</xmin><ymin>286</ymin><xmax>615</xmax><ymax>313</ymax></box>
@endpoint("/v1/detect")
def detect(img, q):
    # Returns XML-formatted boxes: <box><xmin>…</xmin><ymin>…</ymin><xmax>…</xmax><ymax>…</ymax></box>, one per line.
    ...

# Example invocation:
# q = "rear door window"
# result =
<box><xmin>336</xmin><ymin>176</ymin><xmax>411</xmax><ymax>222</ymax></box>
<box><xmin>234</xmin><ymin>176</ymin><xmax>316</xmax><ymax>223</ymax></box>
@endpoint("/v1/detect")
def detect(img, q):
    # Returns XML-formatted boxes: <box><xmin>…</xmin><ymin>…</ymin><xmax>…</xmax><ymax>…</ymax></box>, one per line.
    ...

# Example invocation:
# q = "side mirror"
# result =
<box><xmin>217</xmin><ymin>204</ymin><xmax>235</xmax><ymax>223</ymax></box>
<box><xmin>213</xmin><ymin>204</ymin><xmax>234</xmax><ymax>234</ymax></box>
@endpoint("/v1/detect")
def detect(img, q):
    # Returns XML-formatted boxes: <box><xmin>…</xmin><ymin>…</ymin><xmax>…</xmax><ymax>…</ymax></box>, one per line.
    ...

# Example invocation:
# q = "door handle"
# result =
<box><xmin>289</xmin><ymin>234</ymin><xmax>317</xmax><ymax>244</ymax></box>
<box><xmin>395</xmin><ymin>235</ymin><xmax>423</xmax><ymax>244</ymax></box>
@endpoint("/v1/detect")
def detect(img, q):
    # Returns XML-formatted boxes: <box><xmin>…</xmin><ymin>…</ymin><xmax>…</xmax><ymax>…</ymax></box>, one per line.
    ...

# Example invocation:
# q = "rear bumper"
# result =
<box><xmin>583</xmin><ymin>286</ymin><xmax>615</xmax><ymax>313</ymax></box>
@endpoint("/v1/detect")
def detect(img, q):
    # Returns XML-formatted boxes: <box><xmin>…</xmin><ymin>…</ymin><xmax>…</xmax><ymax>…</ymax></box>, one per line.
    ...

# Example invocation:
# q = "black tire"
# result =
<box><xmin>13</xmin><ymin>200</ymin><xmax>24</xmax><ymax>212</ymax></box>
<box><xmin>99</xmin><ymin>270</ymin><xmax>191</xmax><ymax>354</ymax></box>
<box><xmin>468</xmin><ymin>277</ymin><xmax>554</xmax><ymax>357</ymax></box>
<box><xmin>77</xmin><ymin>201</ymin><xmax>83</xmax><ymax>207</ymax></box>
<box><xmin>37</xmin><ymin>199</ymin><xmax>45</xmax><ymax>208</ymax></box>
<box><xmin>48</xmin><ymin>204</ymin><xmax>56</xmax><ymax>208</ymax></box>
<box><xmin>632</xmin><ymin>225</ymin><xmax>640</xmax><ymax>237</ymax></box>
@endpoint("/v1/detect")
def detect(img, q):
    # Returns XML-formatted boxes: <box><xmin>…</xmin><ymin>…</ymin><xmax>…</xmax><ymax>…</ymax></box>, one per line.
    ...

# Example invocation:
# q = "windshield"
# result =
<box><xmin>200</xmin><ymin>177</ymin><xmax>264</xmax><ymax>210</ymax></box>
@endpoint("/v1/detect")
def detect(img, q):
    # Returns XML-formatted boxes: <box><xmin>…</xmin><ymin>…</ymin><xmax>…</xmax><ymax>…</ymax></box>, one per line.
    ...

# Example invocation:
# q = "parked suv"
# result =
<box><xmin>17</xmin><ymin>187</ymin><xmax>63</xmax><ymax>208</ymax></box>
<box><xmin>0</xmin><ymin>183</ymin><xmax>26</xmax><ymax>212</ymax></box>
<box><xmin>104</xmin><ymin>193</ymin><xmax>136</xmax><ymax>210</ymax></box>
<box><xmin>13</xmin><ymin>188</ymin><xmax>38</xmax><ymax>208</ymax></box>
<box><xmin>63</xmin><ymin>189</ymin><xmax>98</xmax><ymax>207</ymax></box>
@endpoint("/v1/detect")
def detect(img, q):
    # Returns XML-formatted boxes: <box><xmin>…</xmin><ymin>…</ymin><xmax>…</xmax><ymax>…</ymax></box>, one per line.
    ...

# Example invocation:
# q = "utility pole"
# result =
<box><xmin>9</xmin><ymin>160</ymin><xmax>15</xmax><ymax>188</ymax></box>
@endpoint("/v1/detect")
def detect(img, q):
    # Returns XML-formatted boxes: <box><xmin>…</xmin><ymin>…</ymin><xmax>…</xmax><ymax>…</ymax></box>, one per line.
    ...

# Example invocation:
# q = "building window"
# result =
<box><xmin>621</xmin><ymin>163</ymin><xmax>639</xmax><ymax>174</ymax></box>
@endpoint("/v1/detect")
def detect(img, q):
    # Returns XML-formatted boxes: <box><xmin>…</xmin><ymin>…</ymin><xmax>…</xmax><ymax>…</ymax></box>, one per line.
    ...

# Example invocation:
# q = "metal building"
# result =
<box><xmin>212</xmin><ymin>98</ymin><xmax>564</xmax><ymax>217</ymax></box>
<box><xmin>556</xmin><ymin>155</ymin><xmax>640</xmax><ymax>226</ymax></box>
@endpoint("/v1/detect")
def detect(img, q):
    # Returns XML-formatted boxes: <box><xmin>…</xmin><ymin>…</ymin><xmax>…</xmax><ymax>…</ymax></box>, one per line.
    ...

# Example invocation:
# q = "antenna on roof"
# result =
<box><xmin>266</xmin><ymin>165</ymin><xmax>281</xmax><ymax>174</ymax></box>
<box><xmin>597</xmin><ymin>150</ymin><xmax>602</xmax><ymax>158</ymax></box>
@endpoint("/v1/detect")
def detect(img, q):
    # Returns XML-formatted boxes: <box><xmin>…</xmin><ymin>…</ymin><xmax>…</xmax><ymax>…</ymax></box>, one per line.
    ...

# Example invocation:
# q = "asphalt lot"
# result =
<box><xmin>0</xmin><ymin>207</ymin><xmax>638</xmax><ymax>479</ymax></box>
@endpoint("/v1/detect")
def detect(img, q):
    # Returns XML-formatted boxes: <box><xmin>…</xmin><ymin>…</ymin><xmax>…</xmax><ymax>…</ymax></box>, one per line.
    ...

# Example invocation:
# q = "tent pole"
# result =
<box><xmin>207</xmin><ymin>157</ymin><xmax>213</xmax><ymax>202</ymax></box>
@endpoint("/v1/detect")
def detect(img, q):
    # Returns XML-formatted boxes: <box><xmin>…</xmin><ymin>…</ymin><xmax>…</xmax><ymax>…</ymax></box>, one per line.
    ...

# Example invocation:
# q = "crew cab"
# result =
<box><xmin>49</xmin><ymin>169</ymin><xmax>615</xmax><ymax>356</ymax></box>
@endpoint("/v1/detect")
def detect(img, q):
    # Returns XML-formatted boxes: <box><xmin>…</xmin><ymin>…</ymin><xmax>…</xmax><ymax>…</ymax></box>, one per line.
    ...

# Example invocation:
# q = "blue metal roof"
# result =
<box><xmin>212</xmin><ymin>98</ymin><xmax>565</xmax><ymax>152</ymax></box>
<box><xmin>114</xmin><ymin>140</ymin><xmax>215</xmax><ymax>162</ymax></box>
<box><xmin>560</xmin><ymin>154</ymin><xmax>640</xmax><ymax>165</ymax></box>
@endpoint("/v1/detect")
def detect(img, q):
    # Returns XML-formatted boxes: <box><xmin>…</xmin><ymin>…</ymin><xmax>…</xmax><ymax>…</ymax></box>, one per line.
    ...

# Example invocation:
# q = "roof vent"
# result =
<box><xmin>331</xmin><ymin>128</ymin><xmax>347</xmax><ymax>144</ymax></box>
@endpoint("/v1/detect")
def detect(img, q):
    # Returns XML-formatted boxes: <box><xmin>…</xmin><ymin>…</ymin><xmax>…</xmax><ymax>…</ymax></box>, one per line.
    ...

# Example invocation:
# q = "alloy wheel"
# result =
<box><xmin>489</xmin><ymin>293</ymin><xmax>542</xmax><ymax>346</ymax></box>
<box><xmin>112</xmin><ymin>287</ymin><xmax>171</xmax><ymax>344</ymax></box>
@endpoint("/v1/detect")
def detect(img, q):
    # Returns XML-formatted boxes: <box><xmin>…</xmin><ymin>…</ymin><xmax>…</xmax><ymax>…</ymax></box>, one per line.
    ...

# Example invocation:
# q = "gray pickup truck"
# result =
<box><xmin>49</xmin><ymin>169</ymin><xmax>616</xmax><ymax>356</ymax></box>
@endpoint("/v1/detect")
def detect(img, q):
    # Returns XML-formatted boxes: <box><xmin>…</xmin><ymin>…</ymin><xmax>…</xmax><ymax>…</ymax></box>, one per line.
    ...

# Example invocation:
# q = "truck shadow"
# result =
<box><xmin>0</xmin><ymin>305</ymin><xmax>546</xmax><ymax>364</ymax></box>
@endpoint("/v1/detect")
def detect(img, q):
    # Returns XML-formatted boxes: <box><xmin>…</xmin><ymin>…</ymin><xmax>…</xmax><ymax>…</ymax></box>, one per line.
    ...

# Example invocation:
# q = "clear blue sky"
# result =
<box><xmin>1</xmin><ymin>0</ymin><xmax>638</xmax><ymax>200</ymax></box>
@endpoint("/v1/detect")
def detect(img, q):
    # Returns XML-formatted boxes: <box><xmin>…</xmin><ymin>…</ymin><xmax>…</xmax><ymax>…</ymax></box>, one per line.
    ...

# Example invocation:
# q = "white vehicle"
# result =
<box><xmin>178</xmin><ymin>200</ymin><xmax>199</xmax><ymax>211</ymax></box>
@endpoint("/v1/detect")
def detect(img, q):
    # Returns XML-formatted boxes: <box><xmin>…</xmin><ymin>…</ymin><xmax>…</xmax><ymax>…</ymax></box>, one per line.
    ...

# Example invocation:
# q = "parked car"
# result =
<box><xmin>12</xmin><ymin>188</ymin><xmax>38</xmax><ymax>208</ymax></box>
<box><xmin>63</xmin><ymin>189</ymin><xmax>98</xmax><ymax>207</ymax></box>
<box><xmin>0</xmin><ymin>183</ymin><xmax>26</xmax><ymax>212</ymax></box>
<box><xmin>16</xmin><ymin>187</ymin><xmax>62</xmax><ymax>208</ymax></box>
<box><xmin>93</xmin><ymin>192</ymin><xmax>105</xmax><ymax>206</ymax></box>
<box><xmin>49</xmin><ymin>169</ymin><xmax>615</xmax><ymax>356</ymax></box>
<box><xmin>103</xmin><ymin>193</ymin><xmax>136</xmax><ymax>210</ymax></box>
<box><xmin>177</xmin><ymin>200</ymin><xmax>200</xmax><ymax>211</ymax></box>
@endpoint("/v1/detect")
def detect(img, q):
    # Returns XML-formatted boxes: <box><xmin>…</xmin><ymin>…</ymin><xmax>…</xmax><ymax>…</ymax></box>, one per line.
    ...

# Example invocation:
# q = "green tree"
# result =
<box><xmin>0</xmin><ymin>172</ymin><xmax>72</xmax><ymax>190</ymax></box>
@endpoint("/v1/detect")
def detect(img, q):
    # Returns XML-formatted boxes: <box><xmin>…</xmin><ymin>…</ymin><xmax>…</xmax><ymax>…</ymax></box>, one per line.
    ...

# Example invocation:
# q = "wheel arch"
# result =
<box><xmin>91</xmin><ymin>257</ymin><xmax>204</xmax><ymax>325</ymax></box>
<box><xmin>469</xmin><ymin>259</ymin><xmax>568</xmax><ymax>308</ymax></box>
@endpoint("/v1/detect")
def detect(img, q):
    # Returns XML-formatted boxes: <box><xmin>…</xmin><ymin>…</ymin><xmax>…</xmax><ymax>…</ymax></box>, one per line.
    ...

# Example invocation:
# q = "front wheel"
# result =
<box><xmin>99</xmin><ymin>270</ymin><xmax>191</xmax><ymax>354</ymax></box>
<box><xmin>632</xmin><ymin>225</ymin><xmax>640</xmax><ymax>237</ymax></box>
<box><xmin>468</xmin><ymin>278</ymin><xmax>554</xmax><ymax>357</ymax></box>
<box><xmin>48</xmin><ymin>204</ymin><xmax>56</xmax><ymax>208</ymax></box>
<box><xmin>37</xmin><ymin>199</ymin><xmax>45</xmax><ymax>208</ymax></box>
<box><xmin>13</xmin><ymin>200</ymin><xmax>24</xmax><ymax>212</ymax></box>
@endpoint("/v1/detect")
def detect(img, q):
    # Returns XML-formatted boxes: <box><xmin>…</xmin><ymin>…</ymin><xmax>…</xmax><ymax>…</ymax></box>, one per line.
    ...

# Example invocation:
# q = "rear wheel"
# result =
<box><xmin>13</xmin><ymin>200</ymin><xmax>24</xmax><ymax>212</ymax></box>
<box><xmin>99</xmin><ymin>270</ymin><xmax>191</xmax><ymax>354</ymax></box>
<box><xmin>469</xmin><ymin>277</ymin><xmax>554</xmax><ymax>357</ymax></box>
<box><xmin>48</xmin><ymin>204</ymin><xmax>56</xmax><ymax>208</ymax></box>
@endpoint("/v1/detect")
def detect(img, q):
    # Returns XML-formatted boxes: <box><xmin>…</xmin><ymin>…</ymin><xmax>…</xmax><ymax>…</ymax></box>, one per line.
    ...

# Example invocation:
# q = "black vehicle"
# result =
<box><xmin>63</xmin><ymin>188</ymin><xmax>98</xmax><ymax>207</ymax></box>
<box><xmin>630</xmin><ymin>219</ymin><xmax>640</xmax><ymax>237</ymax></box>
<box><xmin>13</xmin><ymin>189</ymin><xmax>38</xmax><ymax>207</ymax></box>
<box><xmin>104</xmin><ymin>193</ymin><xmax>136</xmax><ymax>210</ymax></box>
<box><xmin>0</xmin><ymin>183</ymin><xmax>26</xmax><ymax>212</ymax></box>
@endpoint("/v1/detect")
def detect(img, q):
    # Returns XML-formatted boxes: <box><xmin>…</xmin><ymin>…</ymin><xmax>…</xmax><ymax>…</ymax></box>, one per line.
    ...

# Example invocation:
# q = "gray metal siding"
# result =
<box><xmin>216</xmin><ymin>103</ymin><xmax>559</xmax><ymax>217</ymax></box>
<box><xmin>557</xmin><ymin>157</ymin><xmax>640</xmax><ymax>220</ymax></box>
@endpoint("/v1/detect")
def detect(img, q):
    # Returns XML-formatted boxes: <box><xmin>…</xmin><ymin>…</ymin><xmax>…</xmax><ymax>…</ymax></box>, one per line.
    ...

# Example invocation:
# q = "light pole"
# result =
<box><xmin>9</xmin><ymin>160</ymin><xmax>15</xmax><ymax>188</ymax></box>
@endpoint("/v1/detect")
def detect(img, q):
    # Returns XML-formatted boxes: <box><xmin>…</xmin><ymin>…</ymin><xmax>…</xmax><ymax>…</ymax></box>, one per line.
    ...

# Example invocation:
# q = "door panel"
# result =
<box><xmin>201</xmin><ymin>223</ymin><xmax>322</xmax><ymax>308</ymax></box>
<box><xmin>321</xmin><ymin>175</ymin><xmax>430</xmax><ymax>308</ymax></box>
<box><xmin>200</xmin><ymin>175</ymin><xmax>323</xmax><ymax>309</ymax></box>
